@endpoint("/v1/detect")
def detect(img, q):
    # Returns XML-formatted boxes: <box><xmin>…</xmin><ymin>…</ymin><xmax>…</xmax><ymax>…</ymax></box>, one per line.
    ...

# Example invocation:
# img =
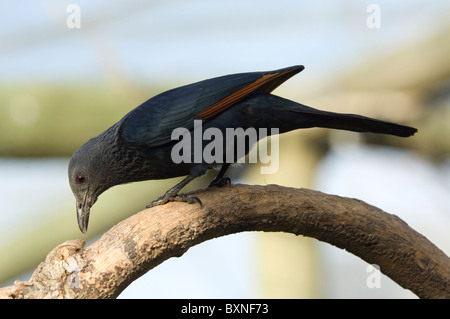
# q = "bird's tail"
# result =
<box><xmin>266</xmin><ymin>95</ymin><xmax>417</xmax><ymax>137</ymax></box>
<box><xmin>293</xmin><ymin>108</ymin><xmax>417</xmax><ymax>137</ymax></box>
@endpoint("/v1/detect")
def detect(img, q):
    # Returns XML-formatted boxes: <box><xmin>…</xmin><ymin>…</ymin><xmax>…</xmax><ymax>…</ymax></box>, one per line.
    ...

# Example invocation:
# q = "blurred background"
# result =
<box><xmin>0</xmin><ymin>0</ymin><xmax>449</xmax><ymax>298</ymax></box>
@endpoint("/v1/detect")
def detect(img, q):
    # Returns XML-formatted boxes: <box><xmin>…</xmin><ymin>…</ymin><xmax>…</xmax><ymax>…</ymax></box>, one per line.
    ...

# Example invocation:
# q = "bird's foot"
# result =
<box><xmin>146</xmin><ymin>193</ymin><xmax>202</xmax><ymax>208</ymax></box>
<box><xmin>208</xmin><ymin>177</ymin><xmax>231</xmax><ymax>188</ymax></box>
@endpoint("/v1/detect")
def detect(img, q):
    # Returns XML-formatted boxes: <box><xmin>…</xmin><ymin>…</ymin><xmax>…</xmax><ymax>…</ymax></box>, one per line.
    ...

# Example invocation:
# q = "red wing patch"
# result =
<box><xmin>196</xmin><ymin>68</ymin><xmax>297</xmax><ymax>119</ymax></box>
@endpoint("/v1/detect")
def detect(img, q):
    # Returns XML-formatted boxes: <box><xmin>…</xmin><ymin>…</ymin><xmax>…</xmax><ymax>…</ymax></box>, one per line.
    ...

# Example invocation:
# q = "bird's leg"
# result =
<box><xmin>208</xmin><ymin>163</ymin><xmax>232</xmax><ymax>188</ymax></box>
<box><xmin>146</xmin><ymin>173</ymin><xmax>202</xmax><ymax>208</ymax></box>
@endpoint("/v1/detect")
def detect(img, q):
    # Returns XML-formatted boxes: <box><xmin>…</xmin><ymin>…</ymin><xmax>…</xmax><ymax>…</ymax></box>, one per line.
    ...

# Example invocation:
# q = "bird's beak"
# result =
<box><xmin>77</xmin><ymin>192</ymin><xmax>91</xmax><ymax>234</ymax></box>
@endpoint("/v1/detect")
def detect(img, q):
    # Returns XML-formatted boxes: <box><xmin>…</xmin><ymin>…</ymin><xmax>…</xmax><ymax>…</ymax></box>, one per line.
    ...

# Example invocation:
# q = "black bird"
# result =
<box><xmin>68</xmin><ymin>65</ymin><xmax>417</xmax><ymax>233</ymax></box>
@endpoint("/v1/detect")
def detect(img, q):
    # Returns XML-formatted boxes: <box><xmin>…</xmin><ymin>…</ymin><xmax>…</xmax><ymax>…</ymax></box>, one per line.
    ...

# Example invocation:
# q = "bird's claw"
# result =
<box><xmin>146</xmin><ymin>193</ymin><xmax>202</xmax><ymax>208</ymax></box>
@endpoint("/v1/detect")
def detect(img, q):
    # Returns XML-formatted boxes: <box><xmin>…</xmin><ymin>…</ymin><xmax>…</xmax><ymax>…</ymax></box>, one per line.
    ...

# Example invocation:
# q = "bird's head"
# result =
<box><xmin>68</xmin><ymin>138</ymin><xmax>112</xmax><ymax>234</ymax></box>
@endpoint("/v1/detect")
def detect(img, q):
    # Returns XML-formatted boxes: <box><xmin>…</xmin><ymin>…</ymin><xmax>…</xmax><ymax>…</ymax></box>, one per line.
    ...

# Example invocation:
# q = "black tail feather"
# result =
<box><xmin>252</xmin><ymin>93</ymin><xmax>418</xmax><ymax>138</ymax></box>
<box><xmin>300</xmin><ymin>110</ymin><xmax>418</xmax><ymax>137</ymax></box>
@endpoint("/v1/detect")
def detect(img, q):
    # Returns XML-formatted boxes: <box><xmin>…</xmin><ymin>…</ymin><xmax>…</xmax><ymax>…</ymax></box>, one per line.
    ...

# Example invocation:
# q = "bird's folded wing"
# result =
<box><xmin>119</xmin><ymin>65</ymin><xmax>304</xmax><ymax>147</ymax></box>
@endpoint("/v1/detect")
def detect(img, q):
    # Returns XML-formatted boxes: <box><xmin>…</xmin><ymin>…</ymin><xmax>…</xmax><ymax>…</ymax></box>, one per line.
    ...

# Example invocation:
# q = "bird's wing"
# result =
<box><xmin>119</xmin><ymin>65</ymin><xmax>304</xmax><ymax>147</ymax></box>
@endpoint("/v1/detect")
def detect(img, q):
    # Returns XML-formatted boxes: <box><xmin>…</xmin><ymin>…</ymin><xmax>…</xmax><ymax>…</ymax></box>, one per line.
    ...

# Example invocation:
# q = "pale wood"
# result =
<box><xmin>1</xmin><ymin>184</ymin><xmax>448</xmax><ymax>299</ymax></box>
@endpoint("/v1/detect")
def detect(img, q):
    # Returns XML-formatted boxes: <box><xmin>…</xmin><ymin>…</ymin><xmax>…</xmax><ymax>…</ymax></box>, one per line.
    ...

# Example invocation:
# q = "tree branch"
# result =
<box><xmin>1</xmin><ymin>184</ymin><xmax>448</xmax><ymax>299</ymax></box>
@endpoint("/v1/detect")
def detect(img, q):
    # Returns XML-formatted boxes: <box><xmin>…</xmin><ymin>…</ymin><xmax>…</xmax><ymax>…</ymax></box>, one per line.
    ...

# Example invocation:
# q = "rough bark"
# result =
<box><xmin>0</xmin><ymin>184</ymin><xmax>448</xmax><ymax>299</ymax></box>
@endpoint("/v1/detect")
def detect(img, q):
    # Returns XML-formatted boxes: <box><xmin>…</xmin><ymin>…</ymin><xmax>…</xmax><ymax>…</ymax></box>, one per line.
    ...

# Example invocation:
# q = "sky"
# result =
<box><xmin>1</xmin><ymin>0</ymin><xmax>449</xmax><ymax>85</ymax></box>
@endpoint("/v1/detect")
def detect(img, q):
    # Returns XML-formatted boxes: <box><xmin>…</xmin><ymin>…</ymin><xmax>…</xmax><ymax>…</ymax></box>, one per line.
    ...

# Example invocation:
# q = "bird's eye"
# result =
<box><xmin>76</xmin><ymin>174</ymin><xmax>86</xmax><ymax>184</ymax></box>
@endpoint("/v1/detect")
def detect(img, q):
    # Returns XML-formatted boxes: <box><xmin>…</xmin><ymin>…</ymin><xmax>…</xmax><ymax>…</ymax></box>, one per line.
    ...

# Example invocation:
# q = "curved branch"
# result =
<box><xmin>1</xmin><ymin>184</ymin><xmax>449</xmax><ymax>299</ymax></box>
